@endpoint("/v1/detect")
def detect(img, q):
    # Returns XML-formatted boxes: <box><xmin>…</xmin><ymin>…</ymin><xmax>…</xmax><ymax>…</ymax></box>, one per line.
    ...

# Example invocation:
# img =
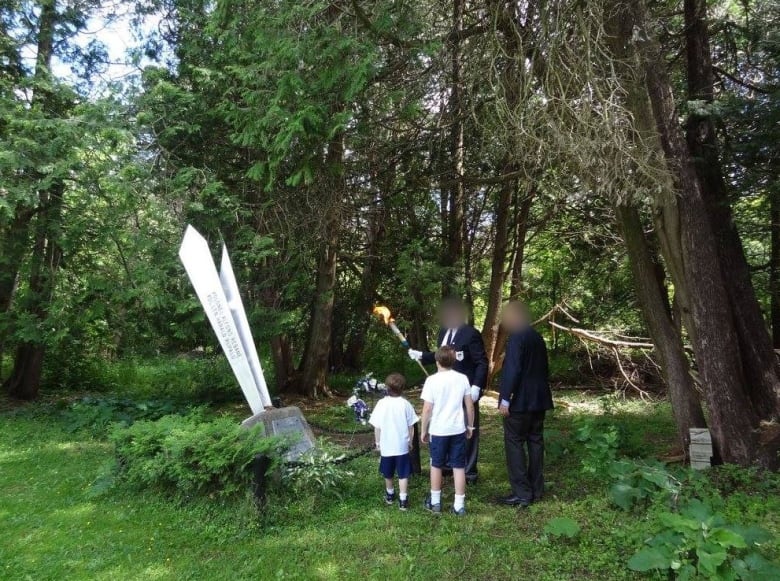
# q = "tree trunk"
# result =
<box><xmin>343</xmin><ymin>193</ymin><xmax>387</xmax><ymax>371</ymax></box>
<box><xmin>442</xmin><ymin>0</ymin><xmax>466</xmax><ymax>298</ymax></box>
<box><xmin>3</xmin><ymin>0</ymin><xmax>60</xmax><ymax>400</ymax></box>
<box><xmin>0</xmin><ymin>210</ymin><xmax>34</xmax><ymax>379</ymax></box>
<box><xmin>684</xmin><ymin>0</ymin><xmax>780</xmax><ymax>417</ymax></box>
<box><xmin>298</xmin><ymin>137</ymin><xmax>344</xmax><ymax>397</ymax></box>
<box><xmin>616</xmin><ymin>205</ymin><xmax>706</xmax><ymax>455</ymax></box>
<box><xmin>270</xmin><ymin>334</ymin><xmax>294</xmax><ymax>394</ymax></box>
<box><xmin>489</xmin><ymin>186</ymin><xmax>535</xmax><ymax>382</ymax></box>
<box><xmin>617</xmin><ymin>0</ymin><xmax>765</xmax><ymax>465</ymax></box>
<box><xmin>772</xmin><ymin>187</ymin><xmax>780</xmax><ymax>349</ymax></box>
<box><xmin>482</xmin><ymin>169</ymin><xmax>514</xmax><ymax>365</ymax></box>
<box><xmin>5</xmin><ymin>184</ymin><xmax>64</xmax><ymax>400</ymax></box>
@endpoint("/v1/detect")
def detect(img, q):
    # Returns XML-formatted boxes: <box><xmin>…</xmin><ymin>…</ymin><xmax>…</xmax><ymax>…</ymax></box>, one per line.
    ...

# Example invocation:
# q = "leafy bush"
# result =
<box><xmin>608</xmin><ymin>458</ymin><xmax>681</xmax><ymax>511</ymax></box>
<box><xmin>110</xmin><ymin>411</ymin><xmax>282</xmax><ymax>499</ymax></box>
<box><xmin>105</xmin><ymin>357</ymin><xmax>244</xmax><ymax>403</ymax></box>
<box><xmin>575</xmin><ymin>419</ymin><xmax>619</xmax><ymax>476</ymax></box>
<box><xmin>46</xmin><ymin>355</ymin><xmax>248</xmax><ymax>404</ymax></box>
<box><xmin>628</xmin><ymin>499</ymin><xmax>779</xmax><ymax>580</ymax></box>
<box><xmin>281</xmin><ymin>445</ymin><xmax>355</xmax><ymax>500</ymax></box>
<box><xmin>62</xmin><ymin>396</ymin><xmax>187</xmax><ymax>437</ymax></box>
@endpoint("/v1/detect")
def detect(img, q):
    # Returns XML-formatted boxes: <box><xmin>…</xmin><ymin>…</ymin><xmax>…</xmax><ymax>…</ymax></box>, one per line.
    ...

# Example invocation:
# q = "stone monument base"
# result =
<box><xmin>242</xmin><ymin>406</ymin><xmax>316</xmax><ymax>461</ymax></box>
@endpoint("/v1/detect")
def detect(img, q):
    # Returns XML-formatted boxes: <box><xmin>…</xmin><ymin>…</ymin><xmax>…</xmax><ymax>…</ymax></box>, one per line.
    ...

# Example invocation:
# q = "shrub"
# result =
<box><xmin>106</xmin><ymin>357</ymin><xmax>244</xmax><ymax>404</ymax></box>
<box><xmin>109</xmin><ymin>411</ymin><xmax>282</xmax><ymax>499</ymax></box>
<box><xmin>575</xmin><ymin>418</ymin><xmax>619</xmax><ymax>476</ymax></box>
<box><xmin>62</xmin><ymin>396</ymin><xmax>187</xmax><ymax>437</ymax></box>
<box><xmin>608</xmin><ymin>458</ymin><xmax>681</xmax><ymax>511</ymax></box>
<box><xmin>281</xmin><ymin>444</ymin><xmax>355</xmax><ymax>500</ymax></box>
<box><xmin>628</xmin><ymin>499</ymin><xmax>779</xmax><ymax>580</ymax></box>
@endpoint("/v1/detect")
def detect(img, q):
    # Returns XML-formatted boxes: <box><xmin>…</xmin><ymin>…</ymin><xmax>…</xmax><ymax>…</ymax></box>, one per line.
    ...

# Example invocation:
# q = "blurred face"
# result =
<box><xmin>501</xmin><ymin>303</ymin><xmax>528</xmax><ymax>332</ymax></box>
<box><xmin>440</xmin><ymin>302</ymin><xmax>466</xmax><ymax>328</ymax></box>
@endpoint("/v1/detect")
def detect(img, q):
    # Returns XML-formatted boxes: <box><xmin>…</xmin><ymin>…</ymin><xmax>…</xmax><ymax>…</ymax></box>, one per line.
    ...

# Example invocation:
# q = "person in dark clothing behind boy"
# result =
<box><xmin>408</xmin><ymin>297</ymin><xmax>488</xmax><ymax>484</ymax></box>
<box><xmin>497</xmin><ymin>301</ymin><xmax>553</xmax><ymax>507</ymax></box>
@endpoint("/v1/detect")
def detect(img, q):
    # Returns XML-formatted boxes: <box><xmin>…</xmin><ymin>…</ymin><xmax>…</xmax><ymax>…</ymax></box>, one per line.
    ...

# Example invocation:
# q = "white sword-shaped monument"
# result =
<box><xmin>178</xmin><ymin>225</ymin><xmax>314</xmax><ymax>459</ymax></box>
<box><xmin>179</xmin><ymin>225</ymin><xmax>271</xmax><ymax>412</ymax></box>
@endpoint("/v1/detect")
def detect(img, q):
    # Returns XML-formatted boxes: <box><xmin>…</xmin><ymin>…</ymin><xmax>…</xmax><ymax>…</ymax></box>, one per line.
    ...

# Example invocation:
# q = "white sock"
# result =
<box><xmin>430</xmin><ymin>490</ymin><xmax>441</xmax><ymax>505</ymax></box>
<box><xmin>386</xmin><ymin>487</ymin><xmax>395</xmax><ymax>495</ymax></box>
<box><xmin>454</xmin><ymin>494</ymin><xmax>465</xmax><ymax>511</ymax></box>
<box><xmin>400</xmin><ymin>493</ymin><xmax>408</xmax><ymax>501</ymax></box>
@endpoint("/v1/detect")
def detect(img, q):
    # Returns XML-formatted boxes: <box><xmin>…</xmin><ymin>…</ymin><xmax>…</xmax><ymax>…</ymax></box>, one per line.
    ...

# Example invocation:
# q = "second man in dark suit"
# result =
<box><xmin>409</xmin><ymin>298</ymin><xmax>488</xmax><ymax>483</ymax></box>
<box><xmin>497</xmin><ymin>301</ymin><xmax>553</xmax><ymax>507</ymax></box>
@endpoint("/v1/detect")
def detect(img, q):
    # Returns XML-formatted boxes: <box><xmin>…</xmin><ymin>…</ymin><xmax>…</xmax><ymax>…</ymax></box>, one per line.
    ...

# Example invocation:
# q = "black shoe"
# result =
<box><xmin>385</xmin><ymin>491</ymin><xmax>396</xmax><ymax>505</ymax></box>
<box><xmin>424</xmin><ymin>495</ymin><xmax>442</xmax><ymax>514</ymax></box>
<box><xmin>399</xmin><ymin>497</ymin><xmax>409</xmax><ymax>511</ymax></box>
<box><xmin>497</xmin><ymin>495</ymin><xmax>531</xmax><ymax>507</ymax></box>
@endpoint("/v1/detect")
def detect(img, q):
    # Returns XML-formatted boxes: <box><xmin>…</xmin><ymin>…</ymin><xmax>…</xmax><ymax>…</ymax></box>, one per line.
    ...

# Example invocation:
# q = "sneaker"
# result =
<box><xmin>385</xmin><ymin>491</ymin><xmax>396</xmax><ymax>505</ymax></box>
<box><xmin>451</xmin><ymin>506</ymin><xmax>466</xmax><ymax>516</ymax></box>
<box><xmin>424</xmin><ymin>496</ymin><xmax>442</xmax><ymax>514</ymax></box>
<box><xmin>399</xmin><ymin>497</ymin><xmax>409</xmax><ymax>511</ymax></box>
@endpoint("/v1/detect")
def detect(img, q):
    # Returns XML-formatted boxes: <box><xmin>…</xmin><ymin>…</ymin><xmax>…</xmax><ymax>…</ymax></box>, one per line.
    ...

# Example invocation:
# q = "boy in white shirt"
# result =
<box><xmin>369</xmin><ymin>373</ymin><xmax>420</xmax><ymax>511</ymax></box>
<box><xmin>420</xmin><ymin>346</ymin><xmax>475</xmax><ymax>516</ymax></box>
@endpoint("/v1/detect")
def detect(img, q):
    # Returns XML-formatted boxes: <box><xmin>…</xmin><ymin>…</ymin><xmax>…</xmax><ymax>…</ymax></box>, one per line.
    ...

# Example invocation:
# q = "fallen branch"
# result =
<box><xmin>533</xmin><ymin>302</ymin><xmax>580</xmax><ymax>326</ymax></box>
<box><xmin>548</xmin><ymin>321</ymin><xmax>655</xmax><ymax>349</ymax></box>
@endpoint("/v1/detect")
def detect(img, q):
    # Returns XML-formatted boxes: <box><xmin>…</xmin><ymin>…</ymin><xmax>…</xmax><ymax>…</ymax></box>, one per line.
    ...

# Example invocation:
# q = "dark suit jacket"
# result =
<box><xmin>499</xmin><ymin>327</ymin><xmax>553</xmax><ymax>413</ymax></box>
<box><xmin>421</xmin><ymin>324</ymin><xmax>488</xmax><ymax>390</ymax></box>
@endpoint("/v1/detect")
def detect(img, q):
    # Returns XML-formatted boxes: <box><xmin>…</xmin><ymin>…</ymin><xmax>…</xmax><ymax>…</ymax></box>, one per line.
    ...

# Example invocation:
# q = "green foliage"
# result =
<box><xmin>628</xmin><ymin>499</ymin><xmax>779</xmax><ymax>580</ymax></box>
<box><xmin>575</xmin><ymin>419</ymin><xmax>620</xmax><ymax>476</ymax></box>
<box><xmin>44</xmin><ymin>356</ymin><xmax>247</xmax><ymax>404</ymax></box>
<box><xmin>608</xmin><ymin>458</ymin><xmax>681</xmax><ymax>511</ymax></box>
<box><xmin>544</xmin><ymin>517</ymin><xmax>582</xmax><ymax>539</ymax></box>
<box><xmin>281</xmin><ymin>445</ymin><xmax>355</xmax><ymax>500</ymax></box>
<box><xmin>109</xmin><ymin>412</ymin><xmax>281</xmax><ymax>499</ymax></box>
<box><xmin>62</xmin><ymin>396</ymin><xmax>188</xmax><ymax>437</ymax></box>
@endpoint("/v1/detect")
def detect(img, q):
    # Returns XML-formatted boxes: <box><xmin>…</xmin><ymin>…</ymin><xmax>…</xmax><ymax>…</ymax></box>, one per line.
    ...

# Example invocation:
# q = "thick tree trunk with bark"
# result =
<box><xmin>616</xmin><ymin>205</ymin><xmax>706</xmax><ymax>454</ymax></box>
<box><xmin>5</xmin><ymin>184</ymin><xmax>64</xmax><ymax>400</ymax></box>
<box><xmin>482</xmin><ymin>171</ymin><xmax>514</xmax><ymax>366</ymax></box>
<box><xmin>615</xmin><ymin>0</ymin><xmax>768</xmax><ymax>465</ymax></box>
<box><xmin>4</xmin><ymin>0</ymin><xmax>61</xmax><ymax>400</ymax></box>
<box><xmin>298</xmin><ymin>137</ymin><xmax>344</xmax><ymax>397</ymax></box>
<box><xmin>683</xmin><ymin>0</ymin><xmax>780</xmax><ymax>417</ymax></box>
<box><xmin>772</xmin><ymin>189</ymin><xmax>780</xmax><ymax>349</ymax></box>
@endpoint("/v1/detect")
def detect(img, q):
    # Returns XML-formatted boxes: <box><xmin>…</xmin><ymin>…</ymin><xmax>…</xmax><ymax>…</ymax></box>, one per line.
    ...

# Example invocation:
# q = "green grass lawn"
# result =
<box><xmin>1</xmin><ymin>391</ymin><xmax>778</xmax><ymax>580</ymax></box>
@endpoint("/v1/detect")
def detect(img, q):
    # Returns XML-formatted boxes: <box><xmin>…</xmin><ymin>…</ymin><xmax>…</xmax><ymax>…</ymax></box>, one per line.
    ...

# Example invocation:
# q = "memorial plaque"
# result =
<box><xmin>243</xmin><ymin>406</ymin><xmax>316</xmax><ymax>461</ymax></box>
<box><xmin>272</xmin><ymin>416</ymin><xmax>315</xmax><ymax>460</ymax></box>
<box><xmin>689</xmin><ymin>428</ymin><xmax>712</xmax><ymax>470</ymax></box>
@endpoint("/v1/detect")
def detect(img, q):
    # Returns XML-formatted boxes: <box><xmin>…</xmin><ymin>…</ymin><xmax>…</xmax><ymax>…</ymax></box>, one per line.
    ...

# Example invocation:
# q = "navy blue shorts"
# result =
<box><xmin>379</xmin><ymin>454</ymin><xmax>412</xmax><ymax>479</ymax></box>
<box><xmin>429</xmin><ymin>433</ymin><xmax>467</xmax><ymax>469</ymax></box>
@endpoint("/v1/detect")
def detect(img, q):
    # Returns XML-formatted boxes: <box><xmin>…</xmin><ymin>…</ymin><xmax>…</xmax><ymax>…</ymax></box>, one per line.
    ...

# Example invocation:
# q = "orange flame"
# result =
<box><xmin>372</xmin><ymin>305</ymin><xmax>393</xmax><ymax>325</ymax></box>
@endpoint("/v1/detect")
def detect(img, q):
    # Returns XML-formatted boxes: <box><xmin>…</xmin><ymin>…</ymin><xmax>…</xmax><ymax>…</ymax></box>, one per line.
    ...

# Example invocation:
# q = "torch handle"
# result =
<box><xmin>389</xmin><ymin>321</ymin><xmax>429</xmax><ymax>377</ymax></box>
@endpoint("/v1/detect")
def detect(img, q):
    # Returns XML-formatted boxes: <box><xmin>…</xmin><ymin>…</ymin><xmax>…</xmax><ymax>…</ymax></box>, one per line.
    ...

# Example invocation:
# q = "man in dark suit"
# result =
<box><xmin>497</xmin><ymin>301</ymin><xmax>553</xmax><ymax>507</ymax></box>
<box><xmin>409</xmin><ymin>297</ymin><xmax>488</xmax><ymax>483</ymax></box>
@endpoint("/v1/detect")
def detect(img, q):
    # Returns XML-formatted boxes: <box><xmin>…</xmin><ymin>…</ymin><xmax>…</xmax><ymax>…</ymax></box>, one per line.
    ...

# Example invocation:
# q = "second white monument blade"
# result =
<box><xmin>219</xmin><ymin>244</ymin><xmax>272</xmax><ymax>408</ymax></box>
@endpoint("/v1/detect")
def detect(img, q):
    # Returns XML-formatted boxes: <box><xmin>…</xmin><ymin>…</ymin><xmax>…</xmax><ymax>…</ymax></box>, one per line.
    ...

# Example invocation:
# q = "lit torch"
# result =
<box><xmin>373</xmin><ymin>305</ymin><xmax>429</xmax><ymax>376</ymax></box>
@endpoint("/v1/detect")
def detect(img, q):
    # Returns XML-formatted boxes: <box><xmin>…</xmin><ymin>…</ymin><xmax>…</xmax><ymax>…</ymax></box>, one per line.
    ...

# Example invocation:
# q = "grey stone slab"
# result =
<box><xmin>242</xmin><ymin>406</ymin><xmax>316</xmax><ymax>461</ymax></box>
